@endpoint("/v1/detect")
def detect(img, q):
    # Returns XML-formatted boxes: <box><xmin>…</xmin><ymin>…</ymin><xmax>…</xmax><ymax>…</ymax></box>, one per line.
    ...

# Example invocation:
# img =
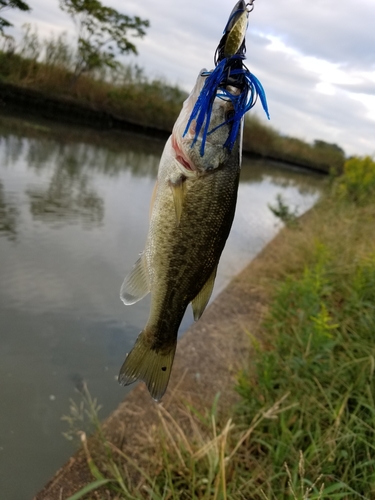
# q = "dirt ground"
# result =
<box><xmin>33</xmin><ymin>229</ymin><xmax>287</xmax><ymax>499</ymax></box>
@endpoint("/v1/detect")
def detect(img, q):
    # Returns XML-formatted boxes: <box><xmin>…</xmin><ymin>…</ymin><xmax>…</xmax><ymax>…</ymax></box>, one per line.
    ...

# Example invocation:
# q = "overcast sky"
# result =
<box><xmin>5</xmin><ymin>0</ymin><xmax>375</xmax><ymax>156</ymax></box>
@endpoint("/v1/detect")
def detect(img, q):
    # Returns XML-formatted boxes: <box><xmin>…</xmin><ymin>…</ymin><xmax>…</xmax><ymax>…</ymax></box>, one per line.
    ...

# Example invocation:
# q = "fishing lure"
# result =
<box><xmin>183</xmin><ymin>0</ymin><xmax>269</xmax><ymax>155</ymax></box>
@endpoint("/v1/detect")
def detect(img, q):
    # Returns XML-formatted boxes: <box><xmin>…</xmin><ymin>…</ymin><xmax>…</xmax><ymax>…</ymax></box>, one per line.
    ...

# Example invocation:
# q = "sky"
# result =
<box><xmin>5</xmin><ymin>0</ymin><xmax>375</xmax><ymax>156</ymax></box>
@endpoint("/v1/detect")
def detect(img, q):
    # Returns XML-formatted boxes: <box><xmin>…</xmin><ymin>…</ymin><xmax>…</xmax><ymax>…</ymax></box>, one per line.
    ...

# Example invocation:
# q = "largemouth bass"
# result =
<box><xmin>118</xmin><ymin>73</ymin><xmax>243</xmax><ymax>401</ymax></box>
<box><xmin>117</xmin><ymin>0</ymin><xmax>269</xmax><ymax>401</ymax></box>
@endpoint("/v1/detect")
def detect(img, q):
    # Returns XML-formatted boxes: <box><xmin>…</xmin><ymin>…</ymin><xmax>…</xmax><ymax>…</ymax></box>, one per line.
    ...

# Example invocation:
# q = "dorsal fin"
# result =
<box><xmin>191</xmin><ymin>265</ymin><xmax>218</xmax><ymax>320</ymax></box>
<box><xmin>120</xmin><ymin>255</ymin><xmax>150</xmax><ymax>305</ymax></box>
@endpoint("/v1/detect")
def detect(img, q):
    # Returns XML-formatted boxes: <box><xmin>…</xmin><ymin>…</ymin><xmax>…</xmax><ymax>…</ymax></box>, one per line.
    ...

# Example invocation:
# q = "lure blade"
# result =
<box><xmin>224</xmin><ymin>8</ymin><xmax>248</xmax><ymax>58</ymax></box>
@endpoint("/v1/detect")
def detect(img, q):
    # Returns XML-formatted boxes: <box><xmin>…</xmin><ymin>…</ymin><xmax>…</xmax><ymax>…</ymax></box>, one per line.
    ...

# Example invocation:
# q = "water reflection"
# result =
<box><xmin>0</xmin><ymin>138</ymin><xmax>321</xmax><ymax>238</ymax></box>
<box><xmin>26</xmin><ymin>156</ymin><xmax>104</xmax><ymax>227</ymax></box>
<box><xmin>0</xmin><ymin>123</ymin><xmax>162</xmax><ymax>232</ymax></box>
<box><xmin>241</xmin><ymin>157</ymin><xmax>321</xmax><ymax>196</ymax></box>
<box><xmin>0</xmin><ymin>180</ymin><xmax>18</xmax><ymax>239</ymax></box>
<box><xmin>0</xmin><ymin>117</ymin><xmax>161</xmax><ymax>178</ymax></box>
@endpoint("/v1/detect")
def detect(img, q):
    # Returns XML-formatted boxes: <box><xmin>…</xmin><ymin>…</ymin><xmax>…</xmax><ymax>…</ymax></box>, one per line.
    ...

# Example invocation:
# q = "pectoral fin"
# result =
<box><xmin>191</xmin><ymin>265</ymin><xmax>218</xmax><ymax>321</ymax></box>
<box><xmin>120</xmin><ymin>255</ymin><xmax>150</xmax><ymax>305</ymax></box>
<box><xmin>169</xmin><ymin>176</ymin><xmax>186</xmax><ymax>226</ymax></box>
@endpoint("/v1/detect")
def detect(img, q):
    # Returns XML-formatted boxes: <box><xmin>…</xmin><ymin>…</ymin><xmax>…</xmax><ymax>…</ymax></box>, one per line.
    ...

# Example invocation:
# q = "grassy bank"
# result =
<box><xmin>0</xmin><ymin>29</ymin><xmax>344</xmax><ymax>172</ymax></box>
<box><xmin>58</xmin><ymin>156</ymin><xmax>375</xmax><ymax>499</ymax></box>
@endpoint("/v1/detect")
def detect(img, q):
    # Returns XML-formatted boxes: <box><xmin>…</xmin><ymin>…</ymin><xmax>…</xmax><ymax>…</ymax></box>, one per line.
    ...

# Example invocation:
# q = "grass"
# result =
<box><xmin>0</xmin><ymin>26</ymin><xmax>345</xmax><ymax>172</ymax></box>
<box><xmin>236</xmin><ymin>248</ymin><xmax>375</xmax><ymax>497</ymax></box>
<box><xmin>58</xmin><ymin>156</ymin><xmax>375</xmax><ymax>499</ymax></box>
<box><xmin>235</xmin><ymin>156</ymin><xmax>375</xmax><ymax>498</ymax></box>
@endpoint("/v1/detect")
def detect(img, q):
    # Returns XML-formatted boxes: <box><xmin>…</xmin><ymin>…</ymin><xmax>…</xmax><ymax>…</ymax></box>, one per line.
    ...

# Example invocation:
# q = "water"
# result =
<box><xmin>0</xmin><ymin>115</ymin><xmax>325</xmax><ymax>499</ymax></box>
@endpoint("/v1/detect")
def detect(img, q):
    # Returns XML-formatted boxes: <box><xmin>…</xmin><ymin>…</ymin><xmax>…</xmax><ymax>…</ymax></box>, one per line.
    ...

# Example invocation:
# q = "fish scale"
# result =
<box><xmin>146</xmin><ymin>141</ymin><xmax>241</xmax><ymax>346</ymax></box>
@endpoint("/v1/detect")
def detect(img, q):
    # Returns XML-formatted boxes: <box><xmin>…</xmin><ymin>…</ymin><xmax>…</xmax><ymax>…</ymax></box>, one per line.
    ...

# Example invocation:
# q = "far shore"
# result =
<box><xmin>0</xmin><ymin>79</ymin><xmax>337</xmax><ymax>174</ymax></box>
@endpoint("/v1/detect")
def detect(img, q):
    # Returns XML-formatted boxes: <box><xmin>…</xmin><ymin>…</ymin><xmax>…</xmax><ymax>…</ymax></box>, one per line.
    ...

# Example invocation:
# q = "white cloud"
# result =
<box><xmin>350</xmin><ymin>93</ymin><xmax>375</xmax><ymax>123</ymax></box>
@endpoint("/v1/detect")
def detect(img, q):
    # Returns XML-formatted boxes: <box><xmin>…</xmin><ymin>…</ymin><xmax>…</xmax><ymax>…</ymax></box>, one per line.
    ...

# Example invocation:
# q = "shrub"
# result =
<box><xmin>336</xmin><ymin>156</ymin><xmax>375</xmax><ymax>204</ymax></box>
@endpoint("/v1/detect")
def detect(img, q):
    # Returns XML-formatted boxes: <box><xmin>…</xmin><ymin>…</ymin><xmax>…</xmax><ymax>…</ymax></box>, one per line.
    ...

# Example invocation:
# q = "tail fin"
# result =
<box><xmin>118</xmin><ymin>331</ymin><xmax>176</xmax><ymax>402</ymax></box>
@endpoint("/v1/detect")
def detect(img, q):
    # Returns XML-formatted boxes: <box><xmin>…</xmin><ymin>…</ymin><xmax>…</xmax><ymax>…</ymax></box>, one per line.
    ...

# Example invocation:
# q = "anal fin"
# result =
<box><xmin>191</xmin><ymin>265</ymin><xmax>218</xmax><ymax>321</ymax></box>
<box><xmin>120</xmin><ymin>255</ymin><xmax>150</xmax><ymax>305</ymax></box>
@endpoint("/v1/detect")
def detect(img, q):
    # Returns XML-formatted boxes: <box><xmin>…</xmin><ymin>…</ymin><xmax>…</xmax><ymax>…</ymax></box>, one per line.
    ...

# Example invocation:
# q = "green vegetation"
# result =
<box><xmin>0</xmin><ymin>26</ymin><xmax>345</xmax><ymax>171</ymax></box>
<box><xmin>335</xmin><ymin>156</ymin><xmax>375</xmax><ymax>204</ymax></box>
<box><xmin>237</xmin><ymin>250</ymin><xmax>375</xmax><ymax>497</ymax></box>
<box><xmin>0</xmin><ymin>25</ymin><xmax>184</xmax><ymax>131</ymax></box>
<box><xmin>244</xmin><ymin>115</ymin><xmax>345</xmax><ymax>173</ymax></box>
<box><xmin>234</xmin><ymin>157</ymin><xmax>375</xmax><ymax>497</ymax></box>
<box><xmin>60</xmin><ymin>156</ymin><xmax>375</xmax><ymax>499</ymax></box>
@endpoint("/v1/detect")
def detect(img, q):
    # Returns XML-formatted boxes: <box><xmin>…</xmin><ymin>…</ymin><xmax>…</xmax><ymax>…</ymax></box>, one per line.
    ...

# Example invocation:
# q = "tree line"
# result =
<box><xmin>0</xmin><ymin>0</ymin><xmax>149</xmax><ymax>82</ymax></box>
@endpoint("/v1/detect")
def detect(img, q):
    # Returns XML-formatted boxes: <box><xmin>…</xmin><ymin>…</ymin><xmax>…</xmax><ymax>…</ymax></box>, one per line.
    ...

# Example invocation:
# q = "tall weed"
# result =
<box><xmin>336</xmin><ymin>156</ymin><xmax>375</xmax><ymax>204</ymax></box>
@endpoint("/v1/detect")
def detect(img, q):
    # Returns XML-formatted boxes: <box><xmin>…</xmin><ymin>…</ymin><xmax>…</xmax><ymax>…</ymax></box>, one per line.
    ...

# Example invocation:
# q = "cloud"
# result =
<box><xmin>255</xmin><ymin>0</ymin><xmax>375</xmax><ymax>69</ymax></box>
<box><xmin>338</xmin><ymin>81</ymin><xmax>375</xmax><ymax>95</ymax></box>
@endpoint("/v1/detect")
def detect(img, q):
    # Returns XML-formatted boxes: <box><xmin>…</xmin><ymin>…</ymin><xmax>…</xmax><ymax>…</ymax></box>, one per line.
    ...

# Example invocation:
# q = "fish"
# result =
<box><xmin>118</xmin><ymin>72</ymin><xmax>243</xmax><ymax>401</ymax></box>
<box><xmin>118</xmin><ymin>0</ymin><xmax>269</xmax><ymax>401</ymax></box>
